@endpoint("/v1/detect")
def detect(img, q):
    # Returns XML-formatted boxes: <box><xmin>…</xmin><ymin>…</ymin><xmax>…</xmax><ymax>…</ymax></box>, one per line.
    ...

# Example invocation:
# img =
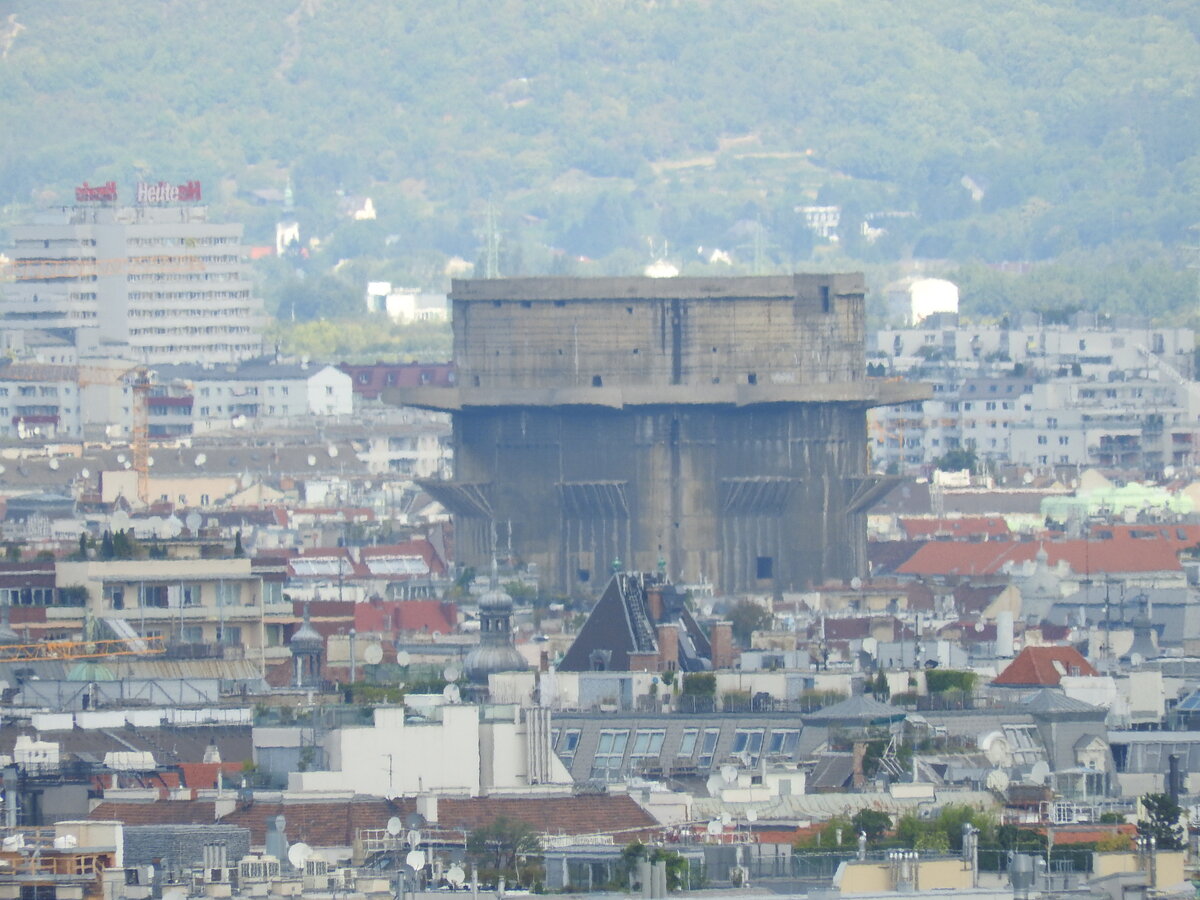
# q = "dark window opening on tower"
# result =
<box><xmin>756</xmin><ymin>556</ymin><xmax>774</xmax><ymax>579</ymax></box>
<box><xmin>521</xmin><ymin>301</ymin><xmax>532</xmax><ymax>308</ymax></box>
<box><xmin>592</xmin><ymin>375</ymin><xmax>603</xmax><ymax>387</ymax></box>
<box><xmin>820</xmin><ymin>286</ymin><xmax>831</xmax><ymax>313</ymax></box>
<box><xmin>577</xmin><ymin>568</ymin><xmax>590</xmax><ymax>583</ymax></box>
<box><xmin>473</xmin><ymin>375</ymin><xmax>480</xmax><ymax>386</ymax></box>
<box><xmin>747</xmin><ymin>373</ymin><xmax>757</xmax><ymax>385</ymax></box>
<box><xmin>492</xmin><ymin>300</ymin><xmax>502</xmax><ymax>308</ymax></box>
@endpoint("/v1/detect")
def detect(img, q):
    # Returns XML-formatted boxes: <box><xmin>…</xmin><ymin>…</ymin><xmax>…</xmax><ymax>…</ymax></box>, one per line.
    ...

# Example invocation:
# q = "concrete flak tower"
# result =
<box><xmin>387</xmin><ymin>274</ymin><xmax>928</xmax><ymax>595</ymax></box>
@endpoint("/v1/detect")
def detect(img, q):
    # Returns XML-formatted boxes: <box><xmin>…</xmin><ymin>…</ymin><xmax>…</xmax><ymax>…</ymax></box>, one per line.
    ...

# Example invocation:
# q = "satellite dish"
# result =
<box><xmin>862</xmin><ymin>636</ymin><xmax>878</xmax><ymax>656</ymax></box>
<box><xmin>406</xmin><ymin>829</ymin><xmax>422</xmax><ymax>848</ymax></box>
<box><xmin>52</xmin><ymin>833</ymin><xmax>77</xmax><ymax>849</ymax></box>
<box><xmin>16</xmin><ymin>422</ymin><xmax>25</xmax><ymax>439</ymax></box>
<box><xmin>194</xmin><ymin>453</ymin><xmax>207</xmax><ymax>467</ymax></box>
<box><xmin>1165</xmin><ymin>465</ymin><xmax>1176</xmax><ymax>479</ymax></box>
<box><xmin>1029</xmin><ymin>761</ymin><xmax>1051</xmax><ymax>785</ymax></box>
<box><xmin>1130</xmin><ymin>652</ymin><xmax>1144</xmax><ymax>667</ymax></box>
<box><xmin>395</xmin><ymin>650</ymin><xmax>411</xmax><ymax>666</ymax></box>
<box><xmin>48</xmin><ymin>458</ymin><xmax>60</xmax><ymax>470</ymax></box>
<box><xmin>123</xmin><ymin>461</ymin><xmax>132</xmax><ymax>470</ymax></box>
<box><xmin>0</xmin><ymin>464</ymin><xmax>6</xmax><ymax>475</ymax></box>
<box><xmin>80</xmin><ymin>468</ymin><xmax>89</xmax><ymax>479</ymax></box>
<box><xmin>406</xmin><ymin>850</ymin><xmax>426</xmax><ymax>870</ymax></box>
<box><xmin>364</xmin><ymin>643</ymin><xmax>384</xmax><ymax>665</ymax></box>
<box><xmin>705</xmin><ymin>775</ymin><xmax>723</xmax><ymax>796</ymax></box>
<box><xmin>328</xmin><ymin>445</ymin><xmax>339</xmax><ymax>458</ymax></box>
<box><xmin>387</xmin><ymin>817</ymin><xmax>402</xmax><ymax>836</ymax></box>
<box><xmin>850</xmin><ymin>576</ymin><xmax>862</xmax><ymax>590</ymax></box>
<box><xmin>720</xmin><ymin>812</ymin><xmax>733</xmax><ymax>827</ymax></box>
<box><xmin>706</xmin><ymin>820</ymin><xmax>723</xmax><ymax>836</ymax></box>
<box><xmin>147</xmin><ymin>456</ymin><xmax>155</xmax><ymax>467</ymax></box>
<box><xmin>307</xmin><ymin>455</ymin><xmax>317</xmax><ymax>466</ymax></box>
<box><xmin>185</xmin><ymin>512</ymin><xmax>202</xmax><ymax>532</ymax></box>
<box><xmin>974</xmin><ymin>622</ymin><xmax>985</xmax><ymax>633</ymax></box>
<box><xmin>720</xmin><ymin>764</ymin><xmax>738</xmax><ymax>784</ymax></box>
<box><xmin>746</xmin><ymin>809</ymin><xmax>758</xmax><ymax>823</ymax></box>
<box><xmin>986</xmin><ymin>769</ymin><xmax>1010</xmax><ymax>793</ymax></box>
<box><xmin>446</xmin><ymin>866</ymin><xmax>465</xmax><ymax>888</ymax></box>
<box><xmin>287</xmin><ymin>842</ymin><xmax>312</xmax><ymax>869</ymax></box>
<box><xmin>443</xmin><ymin>665</ymin><xmax>461</xmax><ymax>682</ymax></box>
<box><xmin>117</xmin><ymin>453</ymin><xmax>127</xmax><ymax>464</ymax></box>
<box><xmin>443</xmin><ymin>684</ymin><xmax>461</xmax><ymax>703</ymax></box>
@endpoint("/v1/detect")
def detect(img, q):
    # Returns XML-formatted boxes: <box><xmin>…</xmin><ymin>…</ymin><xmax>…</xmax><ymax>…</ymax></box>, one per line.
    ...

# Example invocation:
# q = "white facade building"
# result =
<box><xmin>158</xmin><ymin>361</ymin><xmax>353</xmax><ymax>432</ymax></box>
<box><xmin>3</xmin><ymin>187</ymin><xmax>266</xmax><ymax>365</ymax></box>
<box><xmin>283</xmin><ymin>704</ymin><xmax>571</xmax><ymax>797</ymax></box>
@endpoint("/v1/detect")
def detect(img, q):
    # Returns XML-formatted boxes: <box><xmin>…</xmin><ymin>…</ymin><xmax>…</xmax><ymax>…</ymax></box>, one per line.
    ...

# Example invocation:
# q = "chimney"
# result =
<box><xmin>646</xmin><ymin>587</ymin><xmax>664</xmax><ymax>623</ymax></box>
<box><xmin>656</xmin><ymin>624</ymin><xmax>679</xmax><ymax>672</ymax></box>
<box><xmin>709</xmin><ymin>621</ymin><xmax>736</xmax><ymax>669</ymax></box>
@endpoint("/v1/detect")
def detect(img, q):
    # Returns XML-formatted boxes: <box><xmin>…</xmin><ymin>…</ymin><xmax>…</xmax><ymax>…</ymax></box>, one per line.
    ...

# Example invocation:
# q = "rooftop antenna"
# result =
<box><xmin>482</xmin><ymin>201</ymin><xmax>501</xmax><ymax>278</ymax></box>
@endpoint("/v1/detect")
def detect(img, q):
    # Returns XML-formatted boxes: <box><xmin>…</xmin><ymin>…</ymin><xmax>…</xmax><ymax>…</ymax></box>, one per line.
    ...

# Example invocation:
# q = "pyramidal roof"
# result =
<box><xmin>1021</xmin><ymin>688</ymin><xmax>1101</xmax><ymax>716</ymax></box>
<box><xmin>804</xmin><ymin>694</ymin><xmax>907</xmax><ymax>723</ymax></box>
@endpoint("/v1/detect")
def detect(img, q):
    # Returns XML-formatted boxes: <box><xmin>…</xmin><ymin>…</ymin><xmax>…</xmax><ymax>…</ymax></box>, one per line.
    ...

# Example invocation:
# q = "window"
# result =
<box><xmin>767</xmin><ymin>730</ymin><xmax>800</xmax><ymax>756</ymax></box>
<box><xmin>1058</xmin><ymin>436</ymin><xmax>1070</xmax><ymax>445</ymax></box>
<box><xmin>1037</xmin><ymin>435</ymin><xmax>1048</xmax><ymax>445</ymax></box>
<box><xmin>217</xmin><ymin>625</ymin><xmax>242</xmax><ymax>645</ymax></box>
<box><xmin>557</xmin><ymin>729</ymin><xmax>581</xmax><ymax>761</ymax></box>
<box><xmin>216</xmin><ymin>582</ymin><xmax>240</xmax><ymax>606</ymax></box>
<box><xmin>139</xmin><ymin>584</ymin><xmax>169</xmax><ymax>608</ymax></box>
<box><xmin>590</xmin><ymin>729</ymin><xmax>629</xmax><ymax>781</ymax></box>
<box><xmin>756</xmin><ymin>556</ymin><xmax>773</xmax><ymax>579</ymax></box>
<box><xmin>630</xmin><ymin>730</ymin><xmax>665</xmax><ymax>758</ymax></box>
<box><xmin>104</xmin><ymin>585</ymin><xmax>125</xmax><ymax>609</ymax></box>
<box><xmin>732</xmin><ymin>729</ymin><xmax>764</xmax><ymax>763</ymax></box>
<box><xmin>678</xmin><ymin>729</ymin><xmax>699</xmax><ymax>757</ymax></box>
<box><xmin>697</xmin><ymin>728</ymin><xmax>720</xmax><ymax>768</ymax></box>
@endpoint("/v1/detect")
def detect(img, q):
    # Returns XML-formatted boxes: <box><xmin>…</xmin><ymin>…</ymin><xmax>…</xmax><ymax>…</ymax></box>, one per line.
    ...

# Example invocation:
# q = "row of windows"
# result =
<box><xmin>129</xmin><ymin>291</ymin><xmax>252</xmax><ymax>301</ymax></box>
<box><xmin>200</xmin><ymin>385</ymin><xmax>290</xmax><ymax>397</ymax></box>
<box><xmin>0</xmin><ymin>586</ymin><xmax>82</xmax><ymax>607</ymax></box>
<box><xmin>556</xmin><ymin>727</ymin><xmax>800</xmax><ymax>782</ymax></box>
<box><xmin>130</xmin><ymin>327</ymin><xmax>257</xmax><ymax>338</ymax></box>
<box><xmin>127</xmin><ymin>236</ymin><xmax>237</xmax><ymax>247</ymax></box>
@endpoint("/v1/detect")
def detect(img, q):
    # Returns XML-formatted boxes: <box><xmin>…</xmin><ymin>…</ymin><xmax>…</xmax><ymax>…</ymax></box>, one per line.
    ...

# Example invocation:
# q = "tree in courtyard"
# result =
<box><xmin>1138</xmin><ymin>792</ymin><xmax>1184</xmax><ymax>850</ymax></box>
<box><xmin>728</xmin><ymin>599</ymin><xmax>774</xmax><ymax>647</ymax></box>
<box><xmin>851</xmin><ymin>809</ymin><xmax>891</xmax><ymax>844</ymax></box>
<box><xmin>466</xmin><ymin>816</ymin><xmax>542</xmax><ymax>884</ymax></box>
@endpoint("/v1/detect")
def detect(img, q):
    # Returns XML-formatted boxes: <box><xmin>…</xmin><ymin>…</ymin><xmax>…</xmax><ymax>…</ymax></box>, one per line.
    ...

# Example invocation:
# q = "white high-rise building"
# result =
<box><xmin>2</xmin><ymin>180</ymin><xmax>266</xmax><ymax>365</ymax></box>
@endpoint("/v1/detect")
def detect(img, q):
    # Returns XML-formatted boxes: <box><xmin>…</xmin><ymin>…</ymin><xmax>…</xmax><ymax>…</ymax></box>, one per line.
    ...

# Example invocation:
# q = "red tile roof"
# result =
<box><xmin>897</xmin><ymin>538</ymin><xmax>1181</xmax><ymax>577</ymax></box>
<box><xmin>355</xmin><ymin>600</ymin><xmax>458</xmax><ymax>635</ymax></box>
<box><xmin>993</xmin><ymin>645</ymin><xmax>1098</xmax><ymax>686</ymax></box>
<box><xmin>90</xmin><ymin>795</ymin><xmax>659</xmax><ymax>847</ymax></box>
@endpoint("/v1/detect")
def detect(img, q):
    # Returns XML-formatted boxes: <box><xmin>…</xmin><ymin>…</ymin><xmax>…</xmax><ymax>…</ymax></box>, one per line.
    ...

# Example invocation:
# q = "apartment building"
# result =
<box><xmin>3</xmin><ymin>182</ymin><xmax>266</xmax><ymax>365</ymax></box>
<box><xmin>869</xmin><ymin>316</ymin><xmax>1198</xmax><ymax>477</ymax></box>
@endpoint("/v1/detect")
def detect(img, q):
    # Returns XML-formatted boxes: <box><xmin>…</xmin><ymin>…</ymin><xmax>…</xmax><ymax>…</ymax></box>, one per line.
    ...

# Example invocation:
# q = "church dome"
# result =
<box><xmin>289</xmin><ymin>606</ymin><xmax>324</xmax><ymax>655</ymax></box>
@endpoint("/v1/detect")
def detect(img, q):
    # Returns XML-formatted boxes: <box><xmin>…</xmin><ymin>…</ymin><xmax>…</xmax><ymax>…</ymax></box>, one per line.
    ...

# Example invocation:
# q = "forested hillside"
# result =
<box><xmin>1</xmin><ymin>0</ymin><xmax>1198</xmax><ymax>324</ymax></box>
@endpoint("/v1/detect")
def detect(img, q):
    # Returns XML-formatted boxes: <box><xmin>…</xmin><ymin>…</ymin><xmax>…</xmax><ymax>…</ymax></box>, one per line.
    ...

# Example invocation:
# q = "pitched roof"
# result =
<box><xmin>804</xmin><ymin>694</ymin><xmax>907</xmax><ymax>723</ymax></box>
<box><xmin>897</xmin><ymin>538</ymin><xmax>1182</xmax><ymax>577</ymax></box>
<box><xmin>89</xmin><ymin>795</ymin><xmax>658</xmax><ymax>847</ymax></box>
<box><xmin>900</xmin><ymin>517</ymin><xmax>1011</xmax><ymax>541</ymax></box>
<box><xmin>993</xmin><ymin>646</ymin><xmax>1098</xmax><ymax>686</ymax></box>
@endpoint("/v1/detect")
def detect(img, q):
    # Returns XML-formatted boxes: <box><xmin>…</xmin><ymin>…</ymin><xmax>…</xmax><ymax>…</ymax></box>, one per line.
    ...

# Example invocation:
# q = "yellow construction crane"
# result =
<box><xmin>0</xmin><ymin>635</ymin><xmax>165</xmax><ymax>663</ymax></box>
